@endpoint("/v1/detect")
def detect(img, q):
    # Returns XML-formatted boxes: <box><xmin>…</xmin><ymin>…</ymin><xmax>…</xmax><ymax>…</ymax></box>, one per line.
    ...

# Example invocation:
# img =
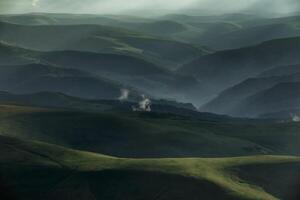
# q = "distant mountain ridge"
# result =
<box><xmin>201</xmin><ymin>73</ymin><xmax>300</xmax><ymax>116</ymax></box>
<box><xmin>179</xmin><ymin>37</ymin><xmax>300</xmax><ymax>102</ymax></box>
<box><xmin>259</xmin><ymin>64</ymin><xmax>300</xmax><ymax>77</ymax></box>
<box><xmin>0</xmin><ymin>20</ymin><xmax>204</xmax><ymax>69</ymax></box>
<box><xmin>0</xmin><ymin>63</ymin><xmax>129</xmax><ymax>100</ymax></box>
<box><xmin>231</xmin><ymin>81</ymin><xmax>300</xmax><ymax>117</ymax></box>
<box><xmin>0</xmin><ymin>42</ymin><xmax>204</xmax><ymax>104</ymax></box>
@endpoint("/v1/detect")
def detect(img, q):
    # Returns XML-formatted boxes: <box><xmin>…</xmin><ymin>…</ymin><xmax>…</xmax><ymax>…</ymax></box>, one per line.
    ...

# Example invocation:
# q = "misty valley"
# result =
<box><xmin>1</xmin><ymin>1</ymin><xmax>300</xmax><ymax>200</ymax></box>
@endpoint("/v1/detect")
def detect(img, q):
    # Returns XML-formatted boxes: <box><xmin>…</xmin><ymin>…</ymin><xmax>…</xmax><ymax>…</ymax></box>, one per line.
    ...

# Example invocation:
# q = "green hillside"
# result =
<box><xmin>0</xmin><ymin>104</ymin><xmax>267</xmax><ymax>158</ymax></box>
<box><xmin>0</xmin><ymin>104</ymin><xmax>300</xmax><ymax>157</ymax></box>
<box><xmin>233</xmin><ymin>161</ymin><xmax>300</xmax><ymax>200</ymax></box>
<box><xmin>1</xmin><ymin>135</ymin><xmax>299</xmax><ymax>200</ymax></box>
<box><xmin>1</xmin><ymin>11</ymin><xmax>300</xmax><ymax>200</ymax></box>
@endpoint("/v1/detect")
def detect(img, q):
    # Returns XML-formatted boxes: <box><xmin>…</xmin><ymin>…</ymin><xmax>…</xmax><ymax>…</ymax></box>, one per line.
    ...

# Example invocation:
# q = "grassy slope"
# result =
<box><xmin>1</xmin><ymin>104</ymin><xmax>300</xmax><ymax>158</ymax></box>
<box><xmin>0</xmin><ymin>105</ymin><xmax>270</xmax><ymax>158</ymax></box>
<box><xmin>232</xmin><ymin>162</ymin><xmax>300</xmax><ymax>200</ymax></box>
<box><xmin>1</xmin><ymin>135</ymin><xmax>300</xmax><ymax>200</ymax></box>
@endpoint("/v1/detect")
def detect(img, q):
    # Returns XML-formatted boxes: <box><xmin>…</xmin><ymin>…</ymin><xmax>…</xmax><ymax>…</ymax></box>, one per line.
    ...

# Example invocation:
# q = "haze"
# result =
<box><xmin>0</xmin><ymin>0</ymin><xmax>299</xmax><ymax>16</ymax></box>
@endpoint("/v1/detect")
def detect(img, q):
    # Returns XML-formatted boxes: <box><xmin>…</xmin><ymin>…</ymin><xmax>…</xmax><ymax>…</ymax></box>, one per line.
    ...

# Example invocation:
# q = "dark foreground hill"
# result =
<box><xmin>0</xmin><ymin>104</ymin><xmax>300</xmax><ymax>157</ymax></box>
<box><xmin>0</xmin><ymin>135</ymin><xmax>299</xmax><ymax>200</ymax></box>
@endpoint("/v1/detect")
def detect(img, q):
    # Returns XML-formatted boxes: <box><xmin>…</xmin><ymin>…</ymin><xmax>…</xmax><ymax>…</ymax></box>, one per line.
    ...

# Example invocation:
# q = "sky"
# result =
<box><xmin>0</xmin><ymin>0</ymin><xmax>299</xmax><ymax>16</ymax></box>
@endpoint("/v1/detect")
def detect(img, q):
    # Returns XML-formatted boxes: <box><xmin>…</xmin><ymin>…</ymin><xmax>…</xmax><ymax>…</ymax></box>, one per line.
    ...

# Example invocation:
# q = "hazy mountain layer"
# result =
<box><xmin>180</xmin><ymin>37</ymin><xmax>300</xmax><ymax>103</ymax></box>
<box><xmin>201</xmin><ymin>73</ymin><xmax>300</xmax><ymax>116</ymax></box>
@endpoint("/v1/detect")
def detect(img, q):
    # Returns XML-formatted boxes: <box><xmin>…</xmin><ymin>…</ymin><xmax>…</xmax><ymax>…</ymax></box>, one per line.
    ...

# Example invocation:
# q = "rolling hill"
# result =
<box><xmin>1</xmin><ymin>12</ymin><xmax>300</xmax><ymax>200</ymax></box>
<box><xmin>0</xmin><ymin>13</ymin><xmax>119</xmax><ymax>26</ymax></box>
<box><xmin>0</xmin><ymin>135</ymin><xmax>300</xmax><ymax>200</ymax></box>
<box><xmin>259</xmin><ymin>64</ymin><xmax>300</xmax><ymax>77</ymax></box>
<box><xmin>161</xmin><ymin>13</ymin><xmax>259</xmax><ymax>24</ymax></box>
<box><xmin>0</xmin><ymin>13</ymin><xmax>151</xmax><ymax>26</ymax></box>
<box><xmin>259</xmin><ymin>109</ymin><xmax>300</xmax><ymax>120</ymax></box>
<box><xmin>3</xmin><ymin>13</ymin><xmax>300</xmax><ymax>52</ymax></box>
<box><xmin>0</xmin><ymin>104</ymin><xmax>267</xmax><ymax>158</ymax></box>
<box><xmin>0</xmin><ymin>42</ymin><xmax>204</xmax><ymax>104</ymax></box>
<box><xmin>159</xmin><ymin>13</ymin><xmax>300</xmax><ymax>50</ymax></box>
<box><xmin>1</xmin><ymin>104</ymin><xmax>300</xmax><ymax>157</ymax></box>
<box><xmin>116</xmin><ymin>14</ymin><xmax>300</xmax><ymax>50</ymax></box>
<box><xmin>0</xmin><ymin>20</ymin><xmax>204</xmax><ymax>69</ymax></box>
<box><xmin>229</xmin><ymin>81</ymin><xmax>300</xmax><ymax>117</ymax></box>
<box><xmin>232</xmin><ymin>160</ymin><xmax>300</xmax><ymax>200</ymax></box>
<box><xmin>242</xmin><ymin>15</ymin><xmax>300</xmax><ymax>29</ymax></box>
<box><xmin>0</xmin><ymin>91</ymin><xmax>202</xmax><ymax>117</ymax></box>
<box><xmin>115</xmin><ymin>20</ymin><xmax>188</xmax><ymax>36</ymax></box>
<box><xmin>0</xmin><ymin>41</ymin><xmax>37</xmax><ymax>65</ymax></box>
<box><xmin>201</xmin><ymin>73</ymin><xmax>300</xmax><ymax>116</ymax></box>
<box><xmin>204</xmin><ymin>23</ymin><xmax>300</xmax><ymax>50</ymax></box>
<box><xmin>0</xmin><ymin>63</ymin><xmax>127</xmax><ymax>100</ymax></box>
<box><xmin>40</xmin><ymin>50</ymin><xmax>203</xmax><ymax>103</ymax></box>
<box><xmin>179</xmin><ymin>37</ymin><xmax>300</xmax><ymax>102</ymax></box>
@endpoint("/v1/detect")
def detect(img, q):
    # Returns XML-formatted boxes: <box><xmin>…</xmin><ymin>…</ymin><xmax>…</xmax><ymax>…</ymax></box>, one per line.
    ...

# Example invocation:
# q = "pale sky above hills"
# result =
<box><xmin>0</xmin><ymin>0</ymin><xmax>299</xmax><ymax>16</ymax></box>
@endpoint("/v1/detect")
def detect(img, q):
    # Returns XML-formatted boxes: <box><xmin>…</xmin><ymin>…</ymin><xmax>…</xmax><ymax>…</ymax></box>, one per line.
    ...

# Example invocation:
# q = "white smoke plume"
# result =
<box><xmin>32</xmin><ymin>0</ymin><xmax>39</xmax><ymax>7</ymax></box>
<box><xmin>132</xmin><ymin>95</ymin><xmax>151</xmax><ymax>112</ymax></box>
<box><xmin>292</xmin><ymin>114</ymin><xmax>300</xmax><ymax>122</ymax></box>
<box><xmin>118</xmin><ymin>89</ymin><xmax>130</xmax><ymax>101</ymax></box>
<box><xmin>139</xmin><ymin>95</ymin><xmax>152</xmax><ymax>111</ymax></box>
